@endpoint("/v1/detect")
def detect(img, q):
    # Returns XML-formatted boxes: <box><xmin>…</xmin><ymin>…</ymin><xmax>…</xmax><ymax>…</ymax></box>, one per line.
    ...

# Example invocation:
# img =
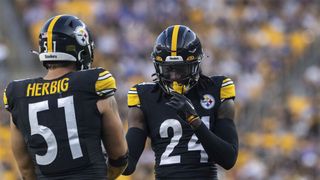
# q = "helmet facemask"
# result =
<box><xmin>154</xmin><ymin>56</ymin><xmax>201</xmax><ymax>94</ymax></box>
<box><xmin>76</xmin><ymin>41</ymin><xmax>94</xmax><ymax>70</ymax></box>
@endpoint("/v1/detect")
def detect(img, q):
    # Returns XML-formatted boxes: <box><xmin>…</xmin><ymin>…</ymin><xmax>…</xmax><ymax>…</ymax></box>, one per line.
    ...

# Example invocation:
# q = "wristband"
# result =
<box><xmin>109</xmin><ymin>152</ymin><xmax>129</xmax><ymax>167</ymax></box>
<box><xmin>187</xmin><ymin>114</ymin><xmax>200</xmax><ymax>124</ymax></box>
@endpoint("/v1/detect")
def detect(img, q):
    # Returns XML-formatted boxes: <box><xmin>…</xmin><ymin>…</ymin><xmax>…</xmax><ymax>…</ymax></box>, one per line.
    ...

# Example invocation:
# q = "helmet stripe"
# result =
<box><xmin>171</xmin><ymin>25</ymin><xmax>180</xmax><ymax>56</ymax></box>
<box><xmin>47</xmin><ymin>15</ymin><xmax>62</xmax><ymax>52</ymax></box>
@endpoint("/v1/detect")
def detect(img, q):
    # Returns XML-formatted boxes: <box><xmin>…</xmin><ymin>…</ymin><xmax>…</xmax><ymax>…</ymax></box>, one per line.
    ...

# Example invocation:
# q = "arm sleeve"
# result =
<box><xmin>193</xmin><ymin>117</ymin><xmax>238</xmax><ymax>170</ymax></box>
<box><xmin>95</xmin><ymin>70</ymin><xmax>117</xmax><ymax>98</ymax></box>
<box><xmin>122</xmin><ymin>127</ymin><xmax>147</xmax><ymax>175</ymax></box>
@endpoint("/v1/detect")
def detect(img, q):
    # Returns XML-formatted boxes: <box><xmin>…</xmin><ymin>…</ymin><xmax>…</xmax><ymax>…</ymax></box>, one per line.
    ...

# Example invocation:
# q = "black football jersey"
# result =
<box><xmin>127</xmin><ymin>76</ymin><xmax>236</xmax><ymax>179</ymax></box>
<box><xmin>3</xmin><ymin>68</ymin><xmax>116</xmax><ymax>179</ymax></box>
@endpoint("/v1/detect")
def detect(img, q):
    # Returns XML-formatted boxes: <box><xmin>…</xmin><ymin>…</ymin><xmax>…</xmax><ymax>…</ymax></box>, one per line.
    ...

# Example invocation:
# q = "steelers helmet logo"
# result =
<box><xmin>75</xmin><ymin>26</ymin><xmax>89</xmax><ymax>46</ymax></box>
<box><xmin>200</xmin><ymin>94</ymin><xmax>215</xmax><ymax>109</ymax></box>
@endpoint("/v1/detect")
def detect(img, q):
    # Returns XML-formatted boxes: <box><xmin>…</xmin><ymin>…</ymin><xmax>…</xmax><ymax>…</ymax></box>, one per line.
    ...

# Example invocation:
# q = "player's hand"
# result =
<box><xmin>166</xmin><ymin>92</ymin><xmax>200</xmax><ymax>125</ymax></box>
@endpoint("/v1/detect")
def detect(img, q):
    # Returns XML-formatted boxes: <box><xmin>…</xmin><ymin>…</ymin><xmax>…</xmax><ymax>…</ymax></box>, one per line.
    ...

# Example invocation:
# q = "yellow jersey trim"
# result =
<box><xmin>221</xmin><ymin>84</ymin><xmax>236</xmax><ymax>99</ymax></box>
<box><xmin>3</xmin><ymin>89</ymin><xmax>8</xmax><ymax>108</ymax></box>
<box><xmin>128</xmin><ymin>87</ymin><xmax>140</xmax><ymax>107</ymax></box>
<box><xmin>222</xmin><ymin>78</ymin><xmax>232</xmax><ymax>83</ymax></box>
<box><xmin>95</xmin><ymin>75</ymin><xmax>116</xmax><ymax>93</ymax></box>
<box><xmin>128</xmin><ymin>93</ymin><xmax>140</xmax><ymax>107</ymax></box>
<box><xmin>99</xmin><ymin>70</ymin><xmax>110</xmax><ymax>77</ymax></box>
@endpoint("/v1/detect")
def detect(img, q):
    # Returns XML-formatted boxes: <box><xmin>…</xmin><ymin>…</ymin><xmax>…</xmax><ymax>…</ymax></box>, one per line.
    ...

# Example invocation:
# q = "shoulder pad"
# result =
<box><xmin>127</xmin><ymin>82</ymin><xmax>158</xmax><ymax>107</ymax></box>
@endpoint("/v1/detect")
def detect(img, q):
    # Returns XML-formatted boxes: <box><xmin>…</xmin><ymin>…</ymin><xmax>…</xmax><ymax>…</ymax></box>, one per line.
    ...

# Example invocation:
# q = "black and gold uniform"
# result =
<box><xmin>123</xmin><ymin>25</ymin><xmax>238</xmax><ymax>180</ymax></box>
<box><xmin>3</xmin><ymin>68</ymin><xmax>115</xmax><ymax>179</ymax></box>
<box><xmin>127</xmin><ymin>76</ymin><xmax>236</xmax><ymax>179</ymax></box>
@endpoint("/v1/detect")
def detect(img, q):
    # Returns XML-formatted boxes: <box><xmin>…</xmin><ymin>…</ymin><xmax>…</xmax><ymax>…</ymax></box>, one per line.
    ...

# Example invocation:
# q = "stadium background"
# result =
<box><xmin>0</xmin><ymin>0</ymin><xmax>320</xmax><ymax>179</ymax></box>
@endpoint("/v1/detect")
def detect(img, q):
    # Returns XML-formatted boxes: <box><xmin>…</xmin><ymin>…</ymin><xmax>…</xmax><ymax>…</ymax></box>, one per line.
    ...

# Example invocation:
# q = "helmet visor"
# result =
<box><xmin>158</xmin><ymin>62</ymin><xmax>199</xmax><ymax>83</ymax></box>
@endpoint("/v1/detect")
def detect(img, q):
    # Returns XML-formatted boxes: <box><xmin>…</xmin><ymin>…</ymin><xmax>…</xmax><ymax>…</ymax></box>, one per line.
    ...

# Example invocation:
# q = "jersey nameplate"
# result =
<box><xmin>26</xmin><ymin>78</ymin><xmax>69</xmax><ymax>97</ymax></box>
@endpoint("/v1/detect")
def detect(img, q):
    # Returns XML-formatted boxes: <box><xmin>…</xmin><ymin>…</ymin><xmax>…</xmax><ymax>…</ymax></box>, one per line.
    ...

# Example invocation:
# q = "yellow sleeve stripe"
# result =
<box><xmin>222</xmin><ymin>78</ymin><xmax>232</xmax><ymax>83</ymax></box>
<box><xmin>222</xmin><ymin>81</ymin><xmax>234</xmax><ymax>87</ymax></box>
<box><xmin>98</xmin><ymin>73</ymin><xmax>112</xmax><ymax>81</ymax></box>
<box><xmin>3</xmin><ymin>89</ymin><xmax>8</xmax><ymax>108</ymax></box>
<box><xmin>95</xmin><ymin>76</ymin><xmax>116</xmax><ymax>92</ymax></box>
<box><xmin>99</xmin><ymin>70</ymin><xmax>110</xmax><ymax>77</ymax></box>
<box><xmin>128</xmin><ymin>93</ymin><xmax>140</xmax><ymax>106</ymax></box>
<box><xmin>130</xmin><ymin>87</ymin><xmax>137</xmax><ymax>91</ymax></box>
<box><xmin>221</xmin><ymin>84</ymin><xmax>236</xmax><ymax>99</ymax></box>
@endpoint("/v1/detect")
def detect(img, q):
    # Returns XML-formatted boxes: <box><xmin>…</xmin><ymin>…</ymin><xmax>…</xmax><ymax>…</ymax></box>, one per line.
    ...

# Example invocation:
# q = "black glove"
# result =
<box><xmin>166</xmin><ymin>92</ymin><xmax>200</xmax><ymax>125</ymax></box>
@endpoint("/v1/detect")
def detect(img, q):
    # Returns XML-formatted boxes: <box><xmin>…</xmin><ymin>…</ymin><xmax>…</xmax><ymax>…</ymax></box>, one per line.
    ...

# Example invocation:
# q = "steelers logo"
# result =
<box><xmin>75</xmin><ymin>26</ymin><xmax>89</xmax><ymax>46</ymax></box>
<box><xmin>200</xmin><ymin>94</ymin><xmax>215</xmax><ymax>109</ymax></box>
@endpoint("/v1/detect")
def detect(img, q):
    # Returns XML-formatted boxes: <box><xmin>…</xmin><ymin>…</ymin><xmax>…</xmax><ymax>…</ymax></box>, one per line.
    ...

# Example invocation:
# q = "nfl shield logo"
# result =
<box><xmin>200</xmin><ymin>94</ymin><xmax>215</xmax><ymax>109</ymax></box>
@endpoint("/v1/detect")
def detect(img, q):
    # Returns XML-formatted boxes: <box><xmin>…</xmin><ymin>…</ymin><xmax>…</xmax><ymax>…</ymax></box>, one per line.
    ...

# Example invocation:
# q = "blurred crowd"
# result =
<box><xmin>1</xmin><ymin>0</ymin><xmax>320</xmax><ymax>179</ymax></box>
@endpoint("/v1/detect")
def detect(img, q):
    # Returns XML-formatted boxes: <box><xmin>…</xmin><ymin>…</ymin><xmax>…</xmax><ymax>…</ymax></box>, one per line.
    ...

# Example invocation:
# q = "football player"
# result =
<box><xmin>123</xmin><ymin>25</ymin><xmax>238</xmax><ymax>179</ymax></box>
<box><xmin>3</xmin><ymin>15</ymin><xmax>127</xmax><ymax>180</ymax></box>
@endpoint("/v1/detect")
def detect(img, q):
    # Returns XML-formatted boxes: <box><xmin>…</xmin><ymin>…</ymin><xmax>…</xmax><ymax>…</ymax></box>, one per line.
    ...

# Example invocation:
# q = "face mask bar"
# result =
<box><xmin>154</xmin><ymin>58</ymin><xmax>200</xmax><ymax>94</ymax></box>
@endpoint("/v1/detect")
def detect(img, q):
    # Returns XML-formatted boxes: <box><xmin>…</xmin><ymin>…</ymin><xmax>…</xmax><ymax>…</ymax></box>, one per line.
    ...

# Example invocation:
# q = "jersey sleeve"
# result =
<box><xmin>3</xmin><ymin>89</ymin><xmax>8</xmax><ymax>109</ymax></box>
<box><xmin>220</xmin><ymin>77</ymin><xmax>236</xmax><ymax>101</ymax></box>
<box><xmin>127</xmin><ymin>85</ymin><xmax>140</xmax><ymax>107</ymax></box>
<box><xmin>3</xmin><ymin>82</ymin><xmax>13</xmax><ymax>112</ymax></box>
<box><xmin>95</xmin><ymin>70</ymin><xmax>117</xmax><ymax>98</ymax></box>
